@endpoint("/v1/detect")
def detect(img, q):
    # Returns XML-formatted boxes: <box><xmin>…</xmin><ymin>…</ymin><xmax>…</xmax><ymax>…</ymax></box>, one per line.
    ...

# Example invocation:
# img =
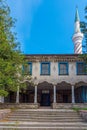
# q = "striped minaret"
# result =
<box><xmin>72</xmin><ymin>8</ymin><xmax>83</xmax><ymax>54</ymax></box>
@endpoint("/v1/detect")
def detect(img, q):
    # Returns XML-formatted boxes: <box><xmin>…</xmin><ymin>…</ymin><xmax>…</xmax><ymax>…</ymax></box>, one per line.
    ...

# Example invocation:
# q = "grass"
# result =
<box><xmin>72</xmin><ymin>107</ymin><xmax>87</xmax><ymax>112</ymax></box>
<box><xmin>10</xmin><ymin>107</ymin><xmax>18</xmax><ymax>111</ymax></box>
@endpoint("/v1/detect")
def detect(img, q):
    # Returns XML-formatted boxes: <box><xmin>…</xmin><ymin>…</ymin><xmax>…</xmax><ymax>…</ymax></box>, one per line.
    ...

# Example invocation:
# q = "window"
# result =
<box><xmin>59</xmin><ymin>62</ymin><xmax>68</xmax><ymax>75</ymax></box>
<box><xmin>41</xmin><ymin>62</ymin><xmax>50</xmax><ymax>75</ymax></box>
<box><xmin>77</xmin><ymin>62</ymin><xmax>87</xmax><ymax>75</ymax></box>
<box><xmin>23</xmin><ymin>62</ymin><xmax>32</xmax><ymax>75</ymax></box>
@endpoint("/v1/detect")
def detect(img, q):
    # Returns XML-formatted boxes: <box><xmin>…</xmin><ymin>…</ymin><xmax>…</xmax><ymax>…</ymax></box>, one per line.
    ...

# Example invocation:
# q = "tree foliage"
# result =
<box><xmin>80</xmin><ymin>5</ymin><xmax>87</xmax><ymax>72</ymax></box>
<box><xmin>0</xmin><ymin>0</ymin><xmax>30</xmax><ymax>97</ymax></box>
<box><xmin>80</xmin><ymin>6</ymin><xmax>87</xmax><ymax>53</ymax></box>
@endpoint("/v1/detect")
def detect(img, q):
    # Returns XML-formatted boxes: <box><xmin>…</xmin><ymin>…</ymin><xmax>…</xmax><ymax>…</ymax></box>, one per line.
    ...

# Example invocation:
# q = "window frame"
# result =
<box><xmin>76</xmin><ymin>62</ymin><xmax>87</xmax><ymax>75</ymax></box>
<box><xmin>58</xmin><ymin>62</ymin><xmax>69</xmax><ymax>75</ymax></box>
<box><xmin>22</xmin><ymin>62</ymin><xmax>32</xmax><ymax>75</ymax></box>
<box><xmin>40</xmin><ymin>62</ymin><xmax>50</xmax><ymax>76</ymax></box>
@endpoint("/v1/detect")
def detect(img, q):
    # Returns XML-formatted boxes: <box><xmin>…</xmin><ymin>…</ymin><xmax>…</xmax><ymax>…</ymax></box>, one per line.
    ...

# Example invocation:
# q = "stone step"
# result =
<box><xmin>0</xmin><ymin>122</ymin><xmax>87</xmax><ymax>126</ymax></box>
<box><xmin>14</xmin><ymin>112</ymin><xmax>76</xmax><ymax>114</ymax></box>
<box><xmin>0</xmin><ymin>126</ymin><xmax>87</xmax><ymax>130</ymax></box>
<box><xmin>7</xmin><ymin>115</ymin><xmax>81</xmax><ymax>119</ymax></box>
<box><xmin>5</xmin><ymin>118</ymin><xmax>83</xmax><ymax>122</ymax></box>
<box><xmin>8</xmin><ymin>114</ymin><xmax>80</xmax><ymax>117</ymax></box>
<box><xmin>14</xmin><ymin>109</ymin><xmax>74</xmax><ymax>111</ymax></box>
<box><xmin>0</xmin><ymin>108</ymin><xmax>86</xmax><ymax>130</ymax></box>
<box><xmin>10</xmin><ymin>112</ymin><xmax>79</xmax><ymax>117</ymax></box>
<box><xmin>13</xmin><ymin>110</ymin><xmax>77</xmax><ymax>112</ymax></box>
<box><xmin>15</xmin><ymin>110</ymin><xmax>75</xmax><ymax>113</ymax></box>
<box><xmin>13</xmin><ymin>112</ymin><xmax>78</xmax><ymax>115</ymax></box>
<box><xmin>12</xmin><ymin>113</ymin><xmax>78</xmax><ymax>117</ymax></box>
<box><xmin>13</xmin><ymin>111</ymin><xmax>78</xmax><ymax>114</ymax></box>
<box><xmin>11</xmin><ymin>111</ymin><xmax>78</xmax><ymax>113</ymax></box>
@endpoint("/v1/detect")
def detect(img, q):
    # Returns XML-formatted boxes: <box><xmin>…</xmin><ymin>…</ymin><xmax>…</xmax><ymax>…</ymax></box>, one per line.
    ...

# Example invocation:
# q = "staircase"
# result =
<box><xmin>0</xmin><ymin>108</ymin><xmax>87</xmax><ymax>130</ymax></box>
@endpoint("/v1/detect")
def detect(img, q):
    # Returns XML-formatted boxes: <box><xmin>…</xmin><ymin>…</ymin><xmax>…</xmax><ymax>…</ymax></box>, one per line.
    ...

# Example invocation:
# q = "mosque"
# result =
<box><xmin>3</xmin><ymin>9</ymin><xmax>87</xmax><ymax>108</ymax></box>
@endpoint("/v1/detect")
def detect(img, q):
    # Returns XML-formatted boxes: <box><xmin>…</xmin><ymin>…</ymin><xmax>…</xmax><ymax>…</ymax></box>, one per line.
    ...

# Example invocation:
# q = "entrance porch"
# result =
<box><xmin>3</xmin><ymin>81</ymin><xmax>87</xmax><ymax>109</ymax></box>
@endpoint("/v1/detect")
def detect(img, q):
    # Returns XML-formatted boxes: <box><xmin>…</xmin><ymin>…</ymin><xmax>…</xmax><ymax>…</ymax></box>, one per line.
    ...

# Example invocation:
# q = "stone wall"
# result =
<box><xmin>0</xmin><ymin>103</ymin><xmax>39</xmax><ymax>109</ymax></box>
<box><xmin>79</xmin><ymin>110</ymin><xmax>87</xmax><ymax>122</ymax></box>
<box><xmin>52</xmin><ymin>103</ymin><xmax>87</xmax><ymax>109</ymax></box>
<box><xmin>0</xmin><ymin>109</ymin><xmax>11</xmax><ymax>120</ymax></box>
<box><xmin>31</xmin><ymin>61</ymin><xmax>87</xmax><ymax>85</ymax></box>
<box><xmin>0</xmin><ymin>103</ymin><xmax>87</xmax><ymax>109</ymax></box>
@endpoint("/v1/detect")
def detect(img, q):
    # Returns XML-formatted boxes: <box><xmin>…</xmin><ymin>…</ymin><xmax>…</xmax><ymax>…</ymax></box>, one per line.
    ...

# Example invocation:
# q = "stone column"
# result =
<box><xmin>0</xmin><ymin>96</ymin><xmax>4</xmax><ymax>103</ymax></box>
<box><xmin>53</xmin><ymin>85</ymin><xmax>56</xmax><ymax>103</ymax></box>
<box><xmin>16</xmin><ymin>86</ymin><xmax>19</xmax><ymax>103</ymax></box>
<box><xmin>34</xmin><ymin>85</ymin><xmax>37</xmax><ymax>103</ymax></box>
<box><xmin>71</xmin><ymin>85</ymin><xmax>75</xmax><ymax>103</ymax></box>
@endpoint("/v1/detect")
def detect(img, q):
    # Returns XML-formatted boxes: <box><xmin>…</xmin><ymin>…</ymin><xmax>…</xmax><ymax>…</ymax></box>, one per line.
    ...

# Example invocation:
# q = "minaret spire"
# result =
<box><xmin>74</xmin><ymin>7</ymin><xmax>81</xmax><ymax>33</ymax></box>
<box><xmin>75</xmin><ymin>7</ymin><xmax>80</xmax><ymax>22</ymax></box>
<box><xmin>72</xmin><ymin>7</ymin><xmax>83</xmax><ymax>54</ymax></box>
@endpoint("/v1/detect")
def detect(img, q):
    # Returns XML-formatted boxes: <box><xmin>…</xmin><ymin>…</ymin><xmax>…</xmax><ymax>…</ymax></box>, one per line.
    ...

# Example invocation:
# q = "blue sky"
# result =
<box><xmin>7</xmin><ymin>0</ymin><xmax>87</xmax><ymax>54</ymax></box>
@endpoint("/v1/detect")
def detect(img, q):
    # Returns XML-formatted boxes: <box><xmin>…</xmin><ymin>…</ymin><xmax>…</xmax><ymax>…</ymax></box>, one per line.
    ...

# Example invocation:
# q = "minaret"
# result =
<box><xmin>72</xmin><ymin>8</ymin><xmax>83</xmax><ymax>54</ymax></box>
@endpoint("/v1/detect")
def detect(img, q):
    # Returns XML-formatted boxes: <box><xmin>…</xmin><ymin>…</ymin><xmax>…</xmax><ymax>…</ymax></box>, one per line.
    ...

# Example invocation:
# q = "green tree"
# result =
<box><xmin>80</xmin><ymin>5</ymin><xmax>87</xmax><ymax>74</ymax></box>
<box><xmin>80</xmin><ymin>6</ymin><xmax>87</xmax><ymax>53</ymax></box>
<box><xmin>0</xmin><ymin>0</ymin><xmax>30</xmax><ymax>97</ymax></box>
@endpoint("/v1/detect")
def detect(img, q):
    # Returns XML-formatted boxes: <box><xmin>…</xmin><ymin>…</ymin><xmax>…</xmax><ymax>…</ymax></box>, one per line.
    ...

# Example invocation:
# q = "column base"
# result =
<box><xmin>51</xmin><ymin>103</ymin><xmax>58</xmax><ymax>109</ymax></box>
<box><xmin>52</xmin><ymin>103</ymin><xmax>73</xmax><ymax>109</ymax></box>
<box><xmin>0</xmin><ymin>96</ymin><xmax>4</xmax><ymax>103</ymax></box>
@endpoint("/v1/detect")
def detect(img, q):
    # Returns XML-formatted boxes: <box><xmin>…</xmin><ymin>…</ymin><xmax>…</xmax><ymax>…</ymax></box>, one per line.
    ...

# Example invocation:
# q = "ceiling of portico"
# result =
<box><xmin>38</xmin><ymin>81</ymin><xmax>53</xmax><ymax>90</ymax></box>
<box><xmin>37</xmin><ymin>81</ymin><xmax>72</xmax><ymax>90</ymax></box>
<box><xmin>75</xmin><ymin>81</ymin><xmax>87</xmax><ymax>88</ymax></box>
<box><xmin>26</xmin><ymin>82</ymin><xmax>34</xmax><ymax>90</ymax></box>
<box><xmin>56</xmin><ymin>81</ymin><xmax>71</xmax><ymax>90</ymax></box>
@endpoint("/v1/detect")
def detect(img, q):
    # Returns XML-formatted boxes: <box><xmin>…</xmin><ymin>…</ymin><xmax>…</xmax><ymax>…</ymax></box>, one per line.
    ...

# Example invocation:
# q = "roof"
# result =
<box><xmin>25</xmin><ymin>54</ymin><xmax>83</xmax><ymax>62</ymax></box>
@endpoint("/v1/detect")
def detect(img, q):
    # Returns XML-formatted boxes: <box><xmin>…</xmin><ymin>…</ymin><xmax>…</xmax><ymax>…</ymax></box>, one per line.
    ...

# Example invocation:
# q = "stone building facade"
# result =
<box><xmin>6</xmin><ymin>54</ymin><xmax>87</xmax><ymax>107</ymax></box>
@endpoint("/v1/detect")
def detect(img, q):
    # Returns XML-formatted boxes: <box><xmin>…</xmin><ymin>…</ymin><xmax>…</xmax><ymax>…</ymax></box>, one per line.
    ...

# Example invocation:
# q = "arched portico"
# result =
<box><xmin>20</xmin><ymin>83</ymin><xmax>35</xmax><ymax>103</ymax></box>
<box><xmin>4</xmin><ymin>80</ymin><xmax>87</xmax><ymax>108</ymax></box>
<box><xmin>56</xmin><ymin>81</ymin><xmax>72</xmax><ymax>103</ymax></box>
<box><xmin>37</xmin><ymin>81</ymin><xmax>53</xmax><ymax>106</ymax></box>
<box><xmin>34</xmin><ymin>81</ymin><xmax>76</xmax><ymax>106</ymax></box>
<box><xmin>75</xmin><ymin>81</ymin><xmax>87</xmax><ymax>103</ymax></box>
<box><xmin>5</xmin><ymin>82</ymin><xmax>35</xmax><ymax>103</ymax></box>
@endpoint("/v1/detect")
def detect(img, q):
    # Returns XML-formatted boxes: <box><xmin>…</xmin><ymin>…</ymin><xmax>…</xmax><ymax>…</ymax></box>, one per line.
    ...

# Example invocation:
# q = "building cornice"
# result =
<box><xmin>25</xmin><ymin>54</ymin><xmax>83</xmax><ymax>62</ymax></box>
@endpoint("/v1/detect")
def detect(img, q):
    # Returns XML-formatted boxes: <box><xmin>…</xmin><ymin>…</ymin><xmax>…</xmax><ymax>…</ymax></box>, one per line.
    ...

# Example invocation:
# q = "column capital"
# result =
<box><xmin>71</xmin><ymin>84</ymin><xmax>75</xmax><ymax>86</ymax></box>
<box><xmin>53</xmin><ymin>84</ymin><xmax>57</xmax><ymax>86</ymax></box>
<box><xmin>34</xmin><ymin>84</ymin><xmax>38</xmax><ymax>86</ymax></box>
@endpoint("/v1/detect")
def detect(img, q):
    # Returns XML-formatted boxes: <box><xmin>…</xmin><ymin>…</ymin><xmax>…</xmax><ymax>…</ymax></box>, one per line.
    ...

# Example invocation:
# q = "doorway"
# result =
<box><xmin>63</xmin><ymin>94</ymin><xmax>68</xmax><ymax>103</ymax></box>
<box><xmin>41</xmin><ymin>93</ymin><xmax>50</xmax><ymax>106</ymax></box>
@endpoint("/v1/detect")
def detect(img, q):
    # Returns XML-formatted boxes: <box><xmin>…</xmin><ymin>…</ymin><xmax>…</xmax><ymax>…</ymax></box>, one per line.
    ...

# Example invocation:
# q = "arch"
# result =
<box><xmin>75</xmin><ymin>81</ymin><xmax>87</xmax><ymax>88</ymax></box>
<box><xmin>38</xmin><ymin>81</ymin><xmax>53</xmax><ymax>90</ymax></box>
<box><xmin>56</xmin><ymin>81</ymin><xmax>72</xmax><ymax>103</ymax></box>
<box><xmin>37</xmin><ymin>81</ymin><xmax>53</xmax><ymax>106</ymax></box>
<box><xmin>56</xmin><ymin>81</ymin><xmax>71</xmax><ymax>90</ymax></box>
<box><xmin>75</xmin><ymin>81</ymin><xmax>87</xmax><ymax>103</ymax></box>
